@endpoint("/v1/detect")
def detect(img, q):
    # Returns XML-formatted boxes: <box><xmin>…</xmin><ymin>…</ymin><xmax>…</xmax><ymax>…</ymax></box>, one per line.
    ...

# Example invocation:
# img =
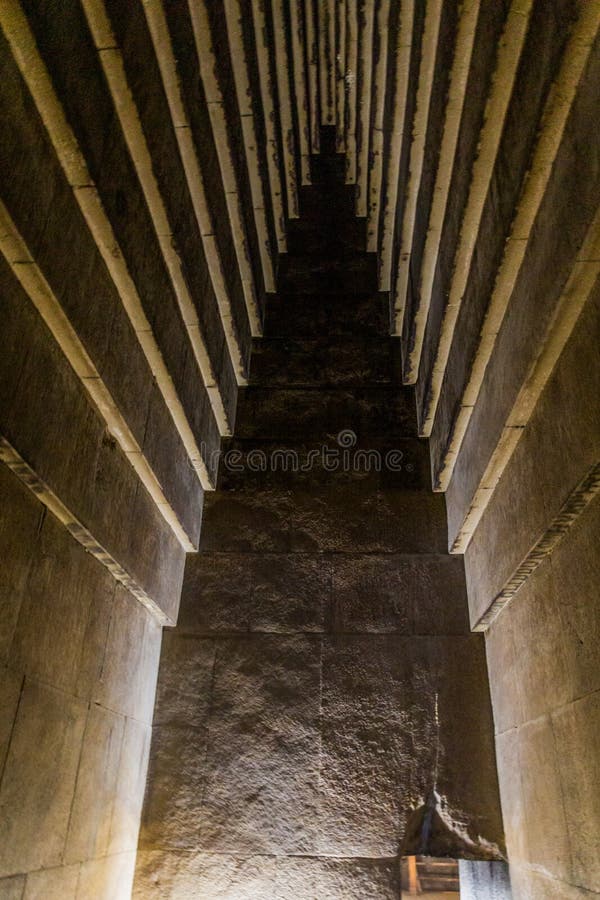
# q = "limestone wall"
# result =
<box><xmin>0</xmin><ymin>0</ymin><xmax>271</xmax><ymax>892</ymax></box>
<box><xmin>0</xmin><ymin>462</ymin><xmax>162</xmax><ymax>897</ymax></box>
<box><xmin>461</xmin><ymin>293</ymin><xmax>600</xmax><ymax>896</ymax></box>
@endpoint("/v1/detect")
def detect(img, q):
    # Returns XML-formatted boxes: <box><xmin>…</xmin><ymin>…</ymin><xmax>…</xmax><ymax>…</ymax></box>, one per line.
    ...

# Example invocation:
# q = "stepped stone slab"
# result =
<box><xmin>136</xmin><ymin>129</ymin><xmax>504</xmax><ymax>897</ymax></box>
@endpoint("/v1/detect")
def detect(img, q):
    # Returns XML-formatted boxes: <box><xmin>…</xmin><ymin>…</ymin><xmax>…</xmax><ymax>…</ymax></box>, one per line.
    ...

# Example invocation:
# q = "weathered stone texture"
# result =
<box><xmin>417</xmin><ymin>0</ymin><xmax>508</xmax><ymax>418</ymax></box>
<box><xmin>134</xmin><ymin>851</ymin><xmax>402</xmax><ymax>899</ymax></box>
<box><xmin>0</xmin><ymin>464</ymin><xmax>162</xmax><ymax>892</ymax></box>
<box><xmin>0</xmin><ymin>680</ymin><xmax>88</xmax><ymax>874</ymax></box>
<box><xmin>0</xmin><ymin>42</ymin><xmax>206</xmax><ymax>544</ymax></box>
<box><xmin>0</xmin><ymin>263</ymin><xmax>186</xmax><ymax>620</ymax></box>
<box><xmin>464</xmin><ymin>285</ymin><xmax>600</xmax><ymax>624</ymax></box>
<box><xmin>483</xmin><ymin>495</ymin><xmax>600</xmax><ymax>893</ymax></box>
<box><xmin>138</xmin><ymin>136</ymin><xmax>504</xmax><ymax>896</ymax></box>
<box><xmin>446</xmin><ymin>33</ymin><xmax>600</xmax><ymax>543</ymax></box>
<box><xmin>429</xmin><ymin>0</ymin><xmax>578</xmax><ymax>481</ymax></box>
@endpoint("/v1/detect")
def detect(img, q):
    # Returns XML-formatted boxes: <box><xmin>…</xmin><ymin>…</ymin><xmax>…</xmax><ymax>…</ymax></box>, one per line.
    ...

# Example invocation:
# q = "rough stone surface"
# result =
<box><xmin>134</xmin><ymin>851</ymin><xmax>403</xmax><ymax>899</ymax></box>
<box><xmin>0</xmin><ymin>466</ymin><xmax>162</xmax><ymax>889</ymax></box>
<box><xmin>0</xmin><ymin>262</ymin><xmax>186</xmax><ymax>621</ymax></box>
<box><xmin>0</xmin><ymin>875</ymin><xmax>26</xmax><ymax>899</ymax></box>
<box><xmin>429</xmin><ymin>0</ymin><xmax>577</xmax><ymax>481</ymax></box>
<box><xmin>138</xmin><ymin>136</ymin><xmax>504</xmax><ymax>896</ymax></box>
<box><xmin>483</xmin><ymin>486</ymin><xmax>600</xmax><ymax>893</ymax></box>
<box><xmin>23</xmin><ymin>864</ymin><xmax>80</xmax><ymax>900</ymax></box>
<box><xmin>0</xmin><ymin>680</ymin><xmax>87</xmax><ymax>875</ymax></box>
<box><xmin>552</xmin><ymin>692</ymin><xmax>600</xmax><ymax>891</ymax></box>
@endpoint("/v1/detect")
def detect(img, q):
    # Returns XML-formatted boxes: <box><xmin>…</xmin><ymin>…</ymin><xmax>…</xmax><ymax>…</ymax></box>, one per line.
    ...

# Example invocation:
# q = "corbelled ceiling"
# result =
<box><xmin>1</xmin><ymin>0</ymin><xmax>599</xmax><ymax>563</ymax></box>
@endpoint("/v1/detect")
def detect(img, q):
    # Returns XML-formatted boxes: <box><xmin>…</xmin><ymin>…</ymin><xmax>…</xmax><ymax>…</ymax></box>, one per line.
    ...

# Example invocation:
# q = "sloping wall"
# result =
<box><xmin>0</xmin><ymin>0</ymin><xmax>271</xmax><ymax>893</ymax></box>
<box><xmin>469</xmin><ymin>291</ymin><xmax>600</xmax><ymax>897</ymax></box>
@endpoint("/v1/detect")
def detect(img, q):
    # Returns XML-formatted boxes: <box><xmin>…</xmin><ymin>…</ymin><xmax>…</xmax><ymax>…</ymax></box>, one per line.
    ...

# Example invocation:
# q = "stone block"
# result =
<box><xmin>77</xmin><ymin>851</ymin><xmax>137</xmax><ymax>900</ymax></box>
<box><xmin>64</xmin><ymin>704</ymin><xmax>126</xmax><ymax>864</ymax></box>
<box><xmin>124</xmin><ymin>484</ymin><xmax>186</xmax><ymax>626</ymax></box>
<box><xmin>93</xmin><ymin>585</ymin><xmax>161</xmax><ymax>723</ymax></box>
<box><xmin>107</xmin><ymin>717</ymin><xmax>152</xmax><ymax>855</ymax></box>
<box><xmin>552</xmin><ymin>691</ymin><xmax>600</xmax><ymax>891</ymax></box>
<box><xmin>24</xmin><ymin>864</ymin><xmax>79</xmax><ymax>899</ymax></box>
<box><xmin>458</xmin><ymin>860</ymin><xmax>511</xmax><ymax>900</ymax></box>
<box><xmin>153</xmin><ymin>634</ymin><xmax>216</xmax><ymax>727</ymax></box>
<box><xmin>200</xmin><ymin>487</ymin><xmax>447</xmax><ymax>555</ymax></box>
<box><xmin>508</xmin><ymin>864</ymin><xmax>589</xmax><ymax>899</ymax></box>
<box><xmin>508</xmin><ymin>561</ymin><xmax>572</xmax><ymax>723</ymax></box>
<box><xmin>0</xmin><ymin>465</ymin><xmax>41</xmax><ymax>663</ymax></box>
<box><xmin>138</xmin><ymin>724</ymin><xmax>211</xmax><ymax>851</ymax></box>
<box><xmin>0</xmin><ymin>34</ymin><xmax>62</xmax><ymax>256</ymax></box>
<box><xmin>133</xmin><ymin>850</ymin><xmax>279</xmax><ymax>899</ymax></box>
<box><xmin>552</xmin><ymin>494</ymin><xmax>600</xmax><ymax>701</ymax></box>
<box><xmin>217</xmin><ymin>436</ymin><xmax>428</xmax><ymax>494</ymax></box>
<box><xmin>235</xmin><ymin>386</ymin><xmax>416</xmax><ymax>440</ymax></box>
<box><xmin>485</xmin><ymin>612</ymin><xmax>524</xmax><ymax>734</ymax></box>
<box><xmin>263</xmin><ymin>292</ymin><xmax>389</xmax><ymax>338</ymax></box>
<box><xmin>58</xmin><ymin>0</ymin><xmax>235</xmax><ymax>424</ymax></box>
<box><xmin>464</xmin><ymin>431</ymin><xmax>549</xmax><ymax>623</ymax></box>
<box><xmin>287</xmin><ymin>489</ymin><xmax>447</xmax><ymax>554</ymax></box>
<box><xmin>199</xmin><ymin>490</ymin><xmax>291</xmax><ymax>553</ymax></box>
<box><xmin>198</xmin><ymin>635</ymin><xmax>321</xmax><ymax>855</ymax></box>
<box><xmin>464</xmin><ymin>289</ymin><xmax>600</xmax><ymax>617</ymax></box>
<box><xmin>133</xmin><ymin>851</ymin><xmax>402</xmax><ymax>899</ymax></box>
<box><xmin>10</xmin><ymin>511</ymin><xmax>115</xmax><ymax>696</ymax></box>
<box><xmin>318</xmin><ymin>635</ymin><xmax>435</xmax><ymax>857</ymax></box>
<box><xmin>495</xmin><ymin>729</ymin><xmax>529</xmax><ymax>866</ymax></box>
<box><xmin>429</xmin><ymin>0</ymin><xmax>577</xmax><ymax>483</ymax></box>
<box><xmin>287</xmin><ymin>211</ymin><xmax>366</xmax><ymax>256</ymax></box>
<box><xmin>0</xmin><ymin>272</ymin><xmax>187</xmax><ymax>619</ymax></box>
<box><xmin>278</xmin><ymin>252</ymin><xmax>378</xmax><ymax>295</ymax></box>
<box><xmin>416</xmin><ymin>0</ymin><xmax>507</xmax><ymax>424</ymax></box>
<box><xmin>517</xmin><ymin>716</ymin><xmax>571</xmax><ymax>881</ymax></box>
<box><xmin>313</xmin><ymin>858</ymin><xmax>401</xmax><ymax>899</ymax></box>
<box><xmin>0</xmin><ymin>668</ymin><xmax>22</xmax><ymax>776</ymax></box>
<box><xmin>0</xmin><ymin>680</ymin><xmax>87</xmax><ymax>876</ymax></box>
<box><xmin>178</xmin><ymin>553</ymin><xmax>328</xmax><ymax>634</ymax></box>
<box><xmin>433</xmin><ymin>638</ymin><xmax>505</xmax><ymax>856</ymax></box>
<box><xmin>0</xmin><ymin>875</ymin><xmax>26</xmax><ymax>900</ymax></box>
<box><xmin>330</xmin><ymin>553</ymin><xmax>469</xmax><ymax>635</ymax></box>
<box><xmin>249</xmin><ymin>337</ymin><xmax>400</xmax><ymax>387</ymax></box>
<box><xmin>141</xmin><ymin>383</ymin><xmax>204</xmax><ymax>550</ymax></box>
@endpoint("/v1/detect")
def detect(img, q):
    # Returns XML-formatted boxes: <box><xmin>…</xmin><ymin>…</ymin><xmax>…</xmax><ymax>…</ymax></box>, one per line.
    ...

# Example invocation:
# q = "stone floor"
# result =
<box><xmin>134</xmin><ymin>130</ymin><xmax>505</xmax><ymax>899</ymax></box>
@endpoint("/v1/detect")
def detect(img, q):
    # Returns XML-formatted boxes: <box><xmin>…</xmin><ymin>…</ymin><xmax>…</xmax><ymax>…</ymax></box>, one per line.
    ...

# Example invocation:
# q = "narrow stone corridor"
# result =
<box><xmin>134</xmin><ymin>130</ymin><xmax>504</xmax><ymax>898</ymax></box>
